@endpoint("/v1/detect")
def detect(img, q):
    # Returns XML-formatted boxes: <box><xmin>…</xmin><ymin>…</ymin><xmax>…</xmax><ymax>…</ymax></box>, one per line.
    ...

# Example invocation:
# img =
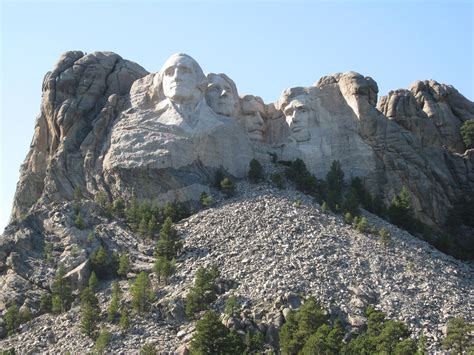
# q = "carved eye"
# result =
<box><xmin>180</xmin><ymin>67</ymin><xmax>192</xmax><ymax>74</ymax></box>
<box><xmin>209</xmin><ymin>86</ymin><xmax>220</xmax><ymax>93</ymax></box>
<box><xmin>165</xmin><ymin>67</ymin><xmax>174</xmax><ymax>76</ymax></box>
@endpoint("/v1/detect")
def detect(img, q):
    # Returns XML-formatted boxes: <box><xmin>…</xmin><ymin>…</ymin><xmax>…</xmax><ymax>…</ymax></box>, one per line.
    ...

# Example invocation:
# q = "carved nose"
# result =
<box><xmin>220</xmin><ymin>90</ymin><xmax>227</xmax><ymax>97</ymax></box>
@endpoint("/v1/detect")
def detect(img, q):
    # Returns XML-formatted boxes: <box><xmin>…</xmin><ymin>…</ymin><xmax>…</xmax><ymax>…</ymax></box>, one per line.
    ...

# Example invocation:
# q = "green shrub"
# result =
<box><xmin>321</xmin><ymin>201</ymin><xmax>329</xmax><ymax>213</ymax></box>
<box><xmin>356</xmin><ymin>217</ymin><xmax>369</xmax><ymax>233</ymax></box>
<box><xmin>271</xmin><ymin>173</ymin><xmax>286</xmax><ymax>189</ymax></box>
<box><xmin>344</xmin><ymin>212</ymin><xmax>353</xmax><ymax>224</ymax></box>
<box><xmin>74</xmin><ymin>212</ymin><xmax>86</xmax><ymax>230</ymax></box>
<box><xmin>379</xmin><ymin>228</ymin><xmax>391</xmax><ymax>246</ymax></box>
<box><xmin>139</xmin><ymin>343</ymin><xmax>157</xmax><ymax>355</ymax></box>
<box><xmin>220</xmin><ymin>177</ymin><xmax>236</xmax><ymax>197</ymax></box>
<box><xmin>200</xmin><ymin>192</ymin><xmax>214</xmax><ymax>207</ymax></box>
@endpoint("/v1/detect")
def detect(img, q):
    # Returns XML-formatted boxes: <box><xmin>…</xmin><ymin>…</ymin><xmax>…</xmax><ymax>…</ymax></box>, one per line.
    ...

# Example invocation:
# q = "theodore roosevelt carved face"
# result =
<box><xmin>240</xmin><ymin>95</ymin><xmax>265</xmax><ymax>142</ymax></box>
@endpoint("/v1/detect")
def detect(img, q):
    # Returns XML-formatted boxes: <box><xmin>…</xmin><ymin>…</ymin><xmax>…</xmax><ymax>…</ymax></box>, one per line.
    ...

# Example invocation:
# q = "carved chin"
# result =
<box><xmin>248</xmin><ymin>130</ymin><xmax>263</xmax><ymax>142</ymax></box>
<box><xmin>293</xmin><ymin>131</ymin><xmax>311</xmax><ymax>143</ymax></box>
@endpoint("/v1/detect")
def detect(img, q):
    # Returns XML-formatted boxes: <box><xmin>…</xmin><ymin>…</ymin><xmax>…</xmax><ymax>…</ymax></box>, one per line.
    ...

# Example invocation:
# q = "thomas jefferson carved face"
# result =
<box><xmin>284</xmin><ymin>98</ymin><xmax>311</xmax><ymax>142</ymax></box>
<box><xmin>161</xmin><ymin>54</ymin><xmax>205</xmax><ymax>104</ymax></box>
<box><xmin>240</xmin><ymin>96</ymin><xmax>265</xmax><ymax>142</ymax></box>
<box><xmin>206</xmin><ymin>74</ymin><xmax>239</xmax><ymax>117</ymax></box>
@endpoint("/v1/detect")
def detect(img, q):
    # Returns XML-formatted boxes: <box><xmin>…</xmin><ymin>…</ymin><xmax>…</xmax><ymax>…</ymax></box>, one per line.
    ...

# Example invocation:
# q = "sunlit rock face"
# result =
<box><xmin>275</xmin><ymin>84</ymin><xmax>377</xmax><ymax>181</ymax></box>
<box><xmin>103</xmin><ymin>53</ymin><xmax>253</xmax><ymax>202</ymax></box>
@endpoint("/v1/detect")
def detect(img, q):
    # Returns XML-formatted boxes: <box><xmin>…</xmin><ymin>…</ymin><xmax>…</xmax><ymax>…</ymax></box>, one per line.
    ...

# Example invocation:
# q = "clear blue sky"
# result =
<box><xmin>1</xmin><ymin>0</ymin><xmax>473</xmax><ymax>232</ymax></box>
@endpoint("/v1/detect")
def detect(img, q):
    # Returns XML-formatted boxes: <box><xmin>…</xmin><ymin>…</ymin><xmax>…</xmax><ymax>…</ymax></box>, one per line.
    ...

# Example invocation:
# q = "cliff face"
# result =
<box><xmin>11</xmin><ymin>52</ymin><xmax>474</xmax><ymax>231</ymax></box>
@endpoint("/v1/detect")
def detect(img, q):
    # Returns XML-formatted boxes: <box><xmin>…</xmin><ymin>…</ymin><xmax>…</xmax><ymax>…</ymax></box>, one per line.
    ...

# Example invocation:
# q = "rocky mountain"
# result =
<box><xmin>1</xmin><ymin>51</ymin><xmax>473</xmax><ymax>352</ymax></box>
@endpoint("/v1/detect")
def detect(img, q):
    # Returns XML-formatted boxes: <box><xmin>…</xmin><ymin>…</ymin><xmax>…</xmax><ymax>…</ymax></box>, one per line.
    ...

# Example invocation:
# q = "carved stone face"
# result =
<box><xmin>206</xmin><ymin>74</ymin><xmax>239</xmax><ymax>117</ymax></box>
<box><xmin>161</xmin><ymin>54</ymin><xmax>204</xmax><ymax>104</ymax></box>
<box><xmin>284</xmin><ymin>99</ymin><xmax>311</xmax><ymax>142</ymax></box>
<box><xmin>240</xmin><ymin>96</ymin><xmax>265</xmax><ymax>142</ymax></box>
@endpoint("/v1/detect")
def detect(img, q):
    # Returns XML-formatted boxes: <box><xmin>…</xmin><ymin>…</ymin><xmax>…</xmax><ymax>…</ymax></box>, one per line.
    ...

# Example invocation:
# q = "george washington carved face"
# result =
<box><xmin>160</xmin><ymin>53</ymin><xmax>206</xmax><ymax>105</ymax></box>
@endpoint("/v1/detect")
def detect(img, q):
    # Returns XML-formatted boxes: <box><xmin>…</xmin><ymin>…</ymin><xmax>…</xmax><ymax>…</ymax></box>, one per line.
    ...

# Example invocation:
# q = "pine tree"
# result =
<box><xmin>4</xmin><ymin>303</ymin><xmax>19</xmax><ymax>336</ymax></box>
<box><xmin>80</xmin><ymin>287</ymin><xmax>100</xmax><ymax>337</ymax></box>
<box><xmin>88</xmin><ymin>271</ymin><xmax>99</xmax><ymax>292</ymax></box>
<box><xmin>326</xmin><ymin>160</ymin><xmax>344</xmax><ymax>210</ymax></box>
<box><xmin>95</xmin><ymin>328</ymin><xmax>111</xmax><ymax>354</ymax></box>
<box><xmin>138</xmin><ymin>217</ymin><xmax>148</xmax><ymax>238</ymax></box>
<box><xmin>94</xmin><ymin>190</ymin><xmax>109</xmax><ymax>209</ymax></box>
<box><xmin>117</xmin><ymin>253</ymin><xmax>130</xmax><ymax>277</ymax></box>
<box><xmin>73</xmin><ymin>186</ymin><xmax>83</xmax><ymax>201</ymax></box>
<box><xmin>388</xmin><ymin>186</ymin><xmax>418</xmax><ymax>232</ymax></box>
<box><xmin>248</xmin><ymin>159</ymin><xmax>264</xmax><ymax>183</ymax></box>
<box><xmin>40</xmin><ymin>293</ymin><xmax>52</xmax><ymax>314</ymax></box>
<box><xmin>147</xmin><ymin>215</ymin><xmax>158</xmax><ymax>239</ymax></box>
<box><xmin>460</xmin><ymin>119</ymin><xmax>474</xmax><ymax>149</ymax></box>
<box><xmin>107</xmin><ymin>281</ymin><xmax>121</xmax><ymax>322</ymax></box>
<box><xmin>224</xmin><ymin>295</ymin><xmax>240</xmax><ymax>317</ymax></box>
<box><xmin>113</xmin><ymin>196</ymin><xmax>126</xmax><ymax>218</ymax></box>
<box><xmin>185</xmin><ymin>266</ymin><xmax>220</xmax><ymax>318</ymax></box>
<box><xmin>442</xmin><ymin>317</ymin><xmax>473</xmax><ymax>354</ymax></box>
<box><xmin>119</xmin><ymin>309</ymin><xmax>130</xmax><ymax>334</ymax></box>
<box><xmin>131</xmin><ymin>272</ymin><xmax>153</xmax><ymax>314</ymax></box>
<box><xmin>51</xmin><ymin>265</ymin><xmax>72</xmax><ymax>314</ymax></box>
<box><xmin>154</xmin><ymin>217</ymin><xmax>181</xmax><ymax>260</ymax></box>
<box><xmin>75</xmin><ymin>212</ymin><xmax>86</xmax><ymax>230</ymax></box>
<box><xmin>190</xmin><ymin>310</ymin><xmax>244</xmax><ymax>354</ymax></box>
<box><xmin>153</xmin><ymin>257</ymin><xmax>175</xmax><ymax>284</ymax></box>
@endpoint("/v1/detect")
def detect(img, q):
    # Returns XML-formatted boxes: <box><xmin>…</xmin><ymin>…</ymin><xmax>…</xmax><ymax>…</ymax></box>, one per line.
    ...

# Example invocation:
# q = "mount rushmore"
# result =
<box><xmin>1</xmin><ymin>50</ymin><xmax>473</xmax><ymax>350</ymax></box>
<box><xmin>11</xmin><ymin>51</ymin><xmax>474</xmax><ymax>237</ymax></box>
